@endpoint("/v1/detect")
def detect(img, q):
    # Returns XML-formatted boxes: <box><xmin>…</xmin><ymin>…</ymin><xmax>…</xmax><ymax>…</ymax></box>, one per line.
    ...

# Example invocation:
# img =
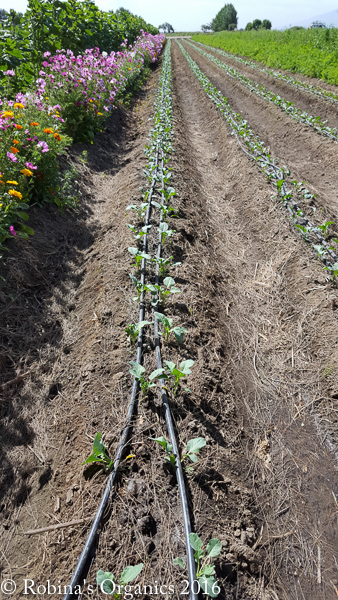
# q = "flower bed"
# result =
<box><xmin>0</xmin><ymin>32</ymin><xmax>165</xmax><ymax>250</ymax></box>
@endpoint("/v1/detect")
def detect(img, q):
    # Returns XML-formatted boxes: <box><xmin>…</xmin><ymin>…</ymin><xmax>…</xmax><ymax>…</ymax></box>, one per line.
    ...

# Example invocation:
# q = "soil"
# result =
<box><xmin>0</xmin><ymin>42</ymin><xmax>337</xmax><ymax>600</ymax></box>
<box><xmin>182</xmin><ymin>40</ymin><xmax>338</xmax><ymax>223</ymax></box>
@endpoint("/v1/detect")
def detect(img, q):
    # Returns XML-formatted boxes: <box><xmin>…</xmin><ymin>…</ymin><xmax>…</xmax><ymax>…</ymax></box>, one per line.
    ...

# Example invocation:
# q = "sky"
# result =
<box><xmin>2</xmin><ymin>0</ymin><xmax>338</xmax><ymax>31</ymax></box>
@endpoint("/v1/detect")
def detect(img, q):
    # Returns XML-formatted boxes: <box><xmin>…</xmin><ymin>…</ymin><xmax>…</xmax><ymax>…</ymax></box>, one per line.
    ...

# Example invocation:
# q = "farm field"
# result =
<box><xmin>0</xmin><ymin>35</ymin><xmax>338</xmax><ymax>600</ymax></box>
<box><xmin>192</xmin><ymin>29</ymin><xmax>338</xmax><ymax>85</ymax></box>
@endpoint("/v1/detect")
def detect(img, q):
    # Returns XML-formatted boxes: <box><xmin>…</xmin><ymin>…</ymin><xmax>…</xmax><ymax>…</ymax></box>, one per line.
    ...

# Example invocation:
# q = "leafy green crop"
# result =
<box><xmin>150</xmin><ymin>435</ymin><xmax>206</xmax><ymax>466</ymax></box>
<box><xmin>129</xmin><ymin>361</ymin><xmax>160</xmax><ymax>397</ymax></box>
<box><xmin>154</xmin><ymin>311</ymin><xmax>187</xmax><ymax>343</ymax></box>
<box><xmin>151</xmin><ymin>255</ymin><xmax>181</xmax><ymax>276</ymax></box>
<box><xmin>152</xmin><ymin>359</ymin><xmax>194</xmax><ymax>395</ymax></box>
<box><xmin>125</xmin><ymin>321</ymin><xmax>150</xmax><ymax>344</ymax></box>
<box><xmin>83</xmin><ymin>432</ymin><xmax>113</xmax><ymax>470</ymax></box>
<box><xmin>145</xmin><ymin>277</ymin><xmax>181</xmax><ymax>306</ymax></box>
<box><xmin>128</xmin><ymin>247</ymin><xmax>151</xmax><ymax>270</ymax></box>
<box><xmin>174</xmin><ymin>533</ymin><xmax>222</xmax><ymax>597</ymax></box>
<box><xmin>97</xmin><ymin>563</ymin><xmax>143</xmax><ymax>598</ymax></box>
<box><xmin>192</xmin><ymin>28</ymin><xmax>338</xmax><ymax>85</ymax></box>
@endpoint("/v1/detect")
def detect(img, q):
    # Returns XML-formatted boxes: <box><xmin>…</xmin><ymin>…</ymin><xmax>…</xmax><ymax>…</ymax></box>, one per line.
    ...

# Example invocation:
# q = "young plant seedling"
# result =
<box><xmin>129</xmin><ymin>361</ymin><xmax>160</xmax><ymax>398</ymax></box>
<box><xmin>174</xmin><ymin>533</ymin><xmax>222</xmax><ymax>598</ymax></box>
<box><xmin>163</xmin><ymin>359</ymin><xmax>194</xmax><ymax>396</ymax></box>
<box><xmin>125</xmin><ymin>321</ymin><xmax>150</xmax><ymax>344</ymax></box>
<box><xmin>150</xmin><ymin>435</ymin><xmax>175</xmax><ymax>466</ymax></box>
<box><xmin>151</xmin><ymin>199</ymin><xmax>178</xmax><ymax>221</ymax></box>
<box><xmin>159</xmin><ymin>222</ymin><xmax>175</xmax><ymax>243</ymax></box>
<box><xmin>83</xmin><ymin>432</ymin><xmax>113</xmax><ymax>471</ymax></box>
<box><xmin>128</xmin><ymin>247</ymin><xmax>151</xmax><ymax>270</ymax></box>
<box><xmin>126</xmin><ymin>203</ymin><xmax>148</xmax><ymax>220</ymax></box>
<box><xmin>127</xmin><ymin>224</ymin><xmax>152</xmax><ymax>245</ymax></box>
<box><xmin>154</xmin><ymin>312</ymin><xmax>187</xmax><ymax>344</ymax></box>
<box><xmin>129</xmin><ymin>274</ymin><xmax>146</xmax><ymax>302</ymax></box>
<box><xmin>97</xmin><ymin>563</ymin><xmax>143</xmax><ymax>598</ymax></box>
<box><xmin>145</xmin><ymin>277</ymin><xmax>181</xmax><ymax>307</ymax></box>
<box><xmin>152</xmin><ymin>255</ymin><xmax>181</xmax><ymax>276</ymax></box>
<box><xmin>316</xmin><ymin>221</ymin><xmax>335</xmax><ymax>236</ymax></box>
<box><xmin>150</xmin><ymin>436</ymin><xmax>206</xmax><ymax>468</ymax></box>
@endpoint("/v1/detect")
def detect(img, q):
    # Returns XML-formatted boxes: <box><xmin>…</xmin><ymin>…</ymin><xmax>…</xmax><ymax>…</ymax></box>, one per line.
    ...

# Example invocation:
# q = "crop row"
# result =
<box><xmin>0</xmin><ymin>33</ymin><xmax>164</xmax><ymax>262</ymax></box>
<box><xmin>177</xmin><ymin>41</ymin><xmax>338</xmax><ymax>280</ymax></box>
<box><xmin>192</xmin><ymin>28</ymin><xmax>338</xmax><ymax>86</ymax></box>
<box><xmin>194</xmin><ymin>40</ymin><xmax>338</xmax><ymax>105</ymax></box>
<box><xmin>187</xmin><ymin>40</ymin><xmax>338</xmax><ymax>142</ymax></box>
<box><xmin>64</xmin><ymin>41</ymin><xmax>222</xmax><ymax>600</ymax></box>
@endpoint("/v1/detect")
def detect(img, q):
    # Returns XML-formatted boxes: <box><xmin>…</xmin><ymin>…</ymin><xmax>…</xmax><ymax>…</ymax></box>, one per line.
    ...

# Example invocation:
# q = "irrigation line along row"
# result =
<box><xmin>62</xmin><ymin>45</ymin><xmax>168</xmax><ymax>600</ymax></box>
<box><xmin>177</xmin><ymin>41</ymin><xmax>338</xmax><ymax>276</ymax></box>
<box><xmin>186</xmin><ymin>40</ymin><xmax>338</xmax><ymax>142</ymax></box>
<box><xmin>195</xmin><ymin>40</ymin><xmax>338</xmax><ymax>106</ymax></box>
<box><xmin>153</xmin><ymin>153</ymin><xmax>198</xmax><ymax>600</ymax></box>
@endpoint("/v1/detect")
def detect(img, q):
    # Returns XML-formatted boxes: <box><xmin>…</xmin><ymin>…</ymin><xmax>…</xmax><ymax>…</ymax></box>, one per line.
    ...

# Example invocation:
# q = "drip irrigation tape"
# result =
<box><xmin>62</xmin><ymin>128</ymin><xmax>161</xmax><ymax>600</ymax></box>
<box><xmin>152</xmin><ymin>157</ymin><xmax>198</xmax><ymax>600</ymax></box>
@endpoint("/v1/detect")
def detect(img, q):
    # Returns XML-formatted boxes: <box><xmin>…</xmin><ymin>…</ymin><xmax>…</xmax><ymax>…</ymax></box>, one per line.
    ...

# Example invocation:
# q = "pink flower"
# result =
<box><xmin>25</xmin><ymin>162</ymin><xmax>37</xmax><ymax>170</ymax></box>
<box><xmin>7</xmin><ymin>152</ymin><xmax>18</xmax><ymax>163</ymax></box>
<box><xmin>37</xmin><ymin>141</ymin><xmax>49</xmax><ymax>153</ymax></box>
<box><xmin>9</xmin><ymin>226</ymin><xmax>16</xmax><ymax>236</ymax></box>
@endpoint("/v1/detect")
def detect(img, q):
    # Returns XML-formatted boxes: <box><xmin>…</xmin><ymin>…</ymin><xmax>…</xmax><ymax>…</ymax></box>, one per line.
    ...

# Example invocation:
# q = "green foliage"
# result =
<box><xmin>192</xmin><ymin>28</ymin><xmax>338</xmax><ymax>84</ymax></box>
<box><xmin>97</xmin><ymin>564</ymin><xmax>143</xmax><ymax>598</ymax></box>
<box><xmin>150</xmin><ymin>436</ymin><xmax>206</xmax><ymax>466</ymax></box>
<box><xmin>174</xmin><ymin>533</ymin><xmax>222</xmax><ymax>597</ymax></box>
<box><xmin>152</xmin><ymin>359</ymin><xmax>194</xmax><ymax>395</ymax></box>
<box><xmin>83</xmin><ymin>432</ymin><xmax>113</xmax><ymax>470</ymax></box>
<box><xmin>0</xmin><ymin>0</ymin><xmax>158</xmax><ymax>92</ymax></box>
<box><xmin>154</xmin><ymin>311</ymin><xmax>187</xmax><ymax>343</ymax></box>
<box><xmin>211</xmin><ymin>3</ymin><xmax>238</xmax><ymax>32</ymax></box>
<box><xmin>125</xmin><ymin>320</ymin><xmax>150</xmax><ymax>343</ymax></box>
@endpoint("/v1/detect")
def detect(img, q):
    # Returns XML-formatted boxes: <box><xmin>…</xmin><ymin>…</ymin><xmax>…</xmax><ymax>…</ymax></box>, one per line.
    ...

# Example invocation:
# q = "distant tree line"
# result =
<box><xmin>245</xmin><ymin>19</ymin><xmax>271</xmax><ymax>30</ymax></box>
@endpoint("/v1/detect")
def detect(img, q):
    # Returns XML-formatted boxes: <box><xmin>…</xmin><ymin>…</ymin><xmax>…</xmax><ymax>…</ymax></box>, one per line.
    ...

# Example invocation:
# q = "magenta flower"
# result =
<box><xmin>25</xmin><ymin>162</ymin><xmax>37</xmax><ymax>170</ymax></box>
<box><xmin>9</xmin><ymin>226</ymin><xmax>16</xmax><ymax>236</ymax></box>
<box><xmin>37</xmin><ymin>141</ymin><xmax>49</xmax><ymax>153</ymax></box>
<box><xmin>7</xmin><ymin>152</ymin><xmax>18</xmax><ymax>163</ymax></box>
<box><xmin>4</xmin><ymin>70</ymin><xmax>15</xmax><ymax>76</ymax></box>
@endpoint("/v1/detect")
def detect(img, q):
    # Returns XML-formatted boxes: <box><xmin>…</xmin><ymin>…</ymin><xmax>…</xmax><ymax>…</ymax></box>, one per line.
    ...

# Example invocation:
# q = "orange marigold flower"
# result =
<box><xmin>14</xmin><ymin>124</ymin><xmax>23</xmax><ymax>130</ymax></box>
<box><xmin>1</xmin><ymin>110</ymin><xmax>14</xmax><ymax>119</ymax></box>
<box><xmin>13</xmin><ymin>139</ymin><xmax>20</xmax><ymax>144</ymax></box>
<box><xmin>20</xmin><ymin>168</ymin><xmax>33</xmax><ymax>177</ymax></box>
<box><xmin>6</xmin><ymin>180</ymin><xmax>18</xmax><ymax>185</ymax></box>
<box><xmin>10</xmin><ymin>147</ymin><xmax>19</xmax><ymax>153</ymax></box>
<box><xmin>30</xmin><ymin>122</ymin><xmax>39</xmax><ymax>126</ymax></box>
<box><xmin>53</xmin><ymin>133</ymin><xmax>61</xmax><ymax>141</ymax></box>
<box><xmin>0</xmin><ymin>180</ymin><xmax>5</xmax><ymax>186</ymax></box>
<box><xmin>43</xmin><ymin>128</ymin><xmax>53</xmax><ymax>134</ymax></box>
<box><xmin>97</xmin><ymin>112</ymin><xmax>103</xmax><ymax>116</ymax></box>
<box><xmin>14</xmin><ymin>103</ymin><xmax>25</xmax><ymax>109</ymax></box>
<box><xmin>9</xmin><ymin>189</ymin><xmax>22</xmax><ymax>199</ymax></box>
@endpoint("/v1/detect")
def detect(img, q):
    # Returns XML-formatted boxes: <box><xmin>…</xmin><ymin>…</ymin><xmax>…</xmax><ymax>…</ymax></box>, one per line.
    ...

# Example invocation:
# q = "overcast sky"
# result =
<box><xmin>3</xmin><ymin>0</ymin><xmax>338</xmax><ymax>31</ymax></box>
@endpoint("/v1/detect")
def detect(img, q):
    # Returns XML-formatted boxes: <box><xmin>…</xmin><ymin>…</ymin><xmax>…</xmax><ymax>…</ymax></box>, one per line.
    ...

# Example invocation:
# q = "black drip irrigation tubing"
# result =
<box><xmin>152</xmin><ymin>155</ymin><xmax>198</xmax><ymax>600</ymax></box>
<box><xmin>64</xmin><ymin>42</ymin><xmax>198</xmax><ymax>599</ymax></box>
<box><xmin>178</xmin><ymin>41</ymin><xmax>338</xmax><ymax>273</ymax></box>
<box><xmin>62</xmin><ymin>151</ymin><xmax>161</xmax><ymax>600</ymax></box>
